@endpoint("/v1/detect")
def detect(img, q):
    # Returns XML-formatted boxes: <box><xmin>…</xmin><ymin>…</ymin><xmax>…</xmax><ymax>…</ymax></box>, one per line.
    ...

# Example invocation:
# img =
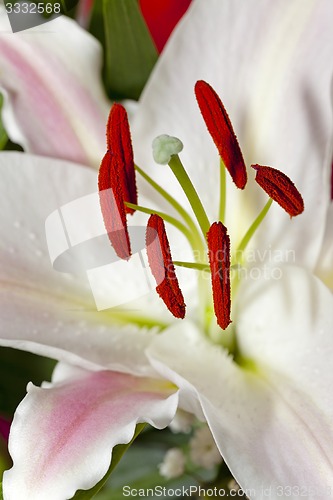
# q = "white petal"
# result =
<box><xmin>132</xmin><ymin>0</ymin><xmax>333</xmax><ymax>267</ymax></box>
<box><xmin>236</xmin><ymin>264</ymin><xmax>333</xmax><ymax>427</ymax></box>
<box><xmin>315</xmin><ymin>204</ymin><xmax>333</xmax><ymax>290</ymax></box>
<box><xmin>3</xmin><ymin>368</ymin><xmax>178</xmax><ymax>500</ymax></box>
<box><xmin>0</xmin><ymin>153</ymin><xmax>166</xmax><ymax>373</ymax></box>
<box><xmin>147</xmin><ymin>320</ymin><xmax>333</xmax><ymax>498</ymax></box>
<box><xmin>0</xmin><ymin>8</ymin><xmax>109</xmax><ymax>167</ymax></box>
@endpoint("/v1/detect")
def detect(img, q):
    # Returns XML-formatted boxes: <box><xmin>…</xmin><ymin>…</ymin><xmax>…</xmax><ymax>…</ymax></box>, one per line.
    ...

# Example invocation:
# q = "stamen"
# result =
<box><xmin>107</xmin><ymin>103</ymin><xmax>138</xmax><ymax>214</ymax></box>
<box><xmin>235</xmin><ymin>198</ymin><xmax>273</xmax><ymax>263</ymax></box>
<box><xmin>194</xmin><ymin>80</ymin><xmax>247</xmax><ymax>190</ymax></box>
<box><xmin>207</xmin><ymin>222</ymin><xmax>231</xmax><ymax>330</ymax></box>
<box><xmin>98</xmin><ymin>151</ymin><xmax>131</xmax><ymax>260</ymax></box>
<box><xmin>146</xmin><ymin>214</ymin><xmax>186</xmax><ymax>319</ymax></box>
<box><xmin>252</xmin><ymin>164</ymin><xmax>304</xmax><ymax>217</ymax></box>
<box><xmin>173</xmin><ymin>261</ymin><xmax>210</xmax><ymax>272</ymax></box>
<box><xmin>125</xmin><ymin>201</ymin><xmax>194</xmax><ymax>246</ymax></box>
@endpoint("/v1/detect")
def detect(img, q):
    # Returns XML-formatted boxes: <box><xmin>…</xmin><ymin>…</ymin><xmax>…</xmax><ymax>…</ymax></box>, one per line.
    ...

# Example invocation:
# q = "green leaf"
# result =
<box><xmin>89</xmin><ymin>0</ymin><xmax>105</xmax><ymax>51</ymax></box>
<box><xmin>94</xmin><ymin>440</ymin><xmax>198</xmax><ymax>500</ymax></box>
<box><xmin>103</xmin><ymin>0</ymin><xmax>158</xmax><ymax>100</ymax></box>
<box><xmin>71</xmin><ymin>423</ymin><xmax>146</xmax><ymax>499</ymax></box>
<box><xmin>0</xmin><ymin>95</ymin><xmax>8</xmax><ymax>150</ymax></box>
<box><xmin>0</xmin><ymin>348</ymin><xmax>56</xmax><ymax>416</ymax></box>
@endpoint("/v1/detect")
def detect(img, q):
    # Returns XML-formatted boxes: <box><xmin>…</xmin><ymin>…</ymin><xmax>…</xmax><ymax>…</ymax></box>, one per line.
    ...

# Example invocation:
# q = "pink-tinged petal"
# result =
<box><xmin>147</xmin><ymin>303</ymin><xmax>333</xmax><ymax>499</ymax></box>
<box><xmin>3</xmin><ymin>368</ymin><xmax>178</xmax><ymax>500</ymax></box>
<box><xmin>0</xmin><ymin>8</ymin><xmax>110</xmax><ymax>167</ymax></box>
<box><xmin>0</xmin><ymin>153</ymin><xmax>170</xmax><ymax>373</ymax></box>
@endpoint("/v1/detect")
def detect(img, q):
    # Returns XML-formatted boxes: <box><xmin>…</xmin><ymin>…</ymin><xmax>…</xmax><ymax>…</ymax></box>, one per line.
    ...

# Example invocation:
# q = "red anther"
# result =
<box><xmin>194</xmin><ymin>80</ymin><xmax>247</xmax><ymax>189</ymax></box>
<box><xmin>146</xmin><ymin>214</ymin><xmax>186</xmax><ymax>319</ymax></box>
<box><xmin>252</xmin><ymin>164</ymin><xmax>304</xmax><ymax>217</ymax></box>
<box><xmin>107</xmin><ymin>103</ymin><xmax>138</xmax><ymax>214</ymax></box>
<box><xmin>207</xmin><ymin>222</ymin><xmax>231</xmax><ymax>330</ymax></box>
<box><xmin>98</xmin><ymin>151</ymin><xmax>131</xmax><ymax>260</ymax></box>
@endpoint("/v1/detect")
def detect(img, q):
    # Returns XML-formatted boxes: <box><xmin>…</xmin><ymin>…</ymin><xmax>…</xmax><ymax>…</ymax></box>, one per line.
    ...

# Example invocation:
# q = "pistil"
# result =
<box><xmin>152</xmin><ymin>135</ymin><xmax>211</xmax><ymax>238</ymax></box>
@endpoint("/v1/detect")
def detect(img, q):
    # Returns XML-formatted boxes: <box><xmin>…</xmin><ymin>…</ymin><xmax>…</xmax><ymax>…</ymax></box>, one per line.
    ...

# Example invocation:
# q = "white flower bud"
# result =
<box><xmin>169</xmin><ymin>410</ymin><xmax>194</xmax><ymax>434</ymax></box>
<box><xmin>158</xmin><ymin>447</ymin><xmax>186</xmax><ymax>479</ymax></box>
<box><xmin>228</xmin><ymin>479</ymin><xmax>240</xmax><ymax>491</ymax></box>
<box><xmin>189</xmin><ymin>426</ymin><xmax>222</xmax><ymax>469</ymax></box>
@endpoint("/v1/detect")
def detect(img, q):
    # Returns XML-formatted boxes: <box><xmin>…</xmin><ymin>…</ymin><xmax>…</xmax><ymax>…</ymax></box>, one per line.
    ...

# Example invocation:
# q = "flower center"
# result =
<box><xmin>98</xmin><ymin>81</ymin><xmax>304</xmax><ymax>354</ymax></box>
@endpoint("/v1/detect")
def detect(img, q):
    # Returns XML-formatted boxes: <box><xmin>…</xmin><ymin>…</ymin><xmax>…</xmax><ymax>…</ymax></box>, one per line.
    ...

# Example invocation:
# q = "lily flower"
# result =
<box><xmin>1</xmin><ymin>0</ymin><xmax>333</xmax><ymax>499</ymax></box>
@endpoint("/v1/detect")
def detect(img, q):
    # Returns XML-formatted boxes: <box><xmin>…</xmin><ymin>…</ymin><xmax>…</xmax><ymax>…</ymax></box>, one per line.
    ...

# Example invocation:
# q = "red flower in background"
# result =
<box><xmin>77</xmin><ymin>0</ymin><xmax>191</xmax><ymax>52</ymax></box>
<box><xmin>139</xmin><ymin>0</ymin><xmax>192</xmax><ymax>52</ymax></box>
<box><xmin>0</xmin><ymin>415</ymin><xmax>10</xmax><ymax>442</ymax></box>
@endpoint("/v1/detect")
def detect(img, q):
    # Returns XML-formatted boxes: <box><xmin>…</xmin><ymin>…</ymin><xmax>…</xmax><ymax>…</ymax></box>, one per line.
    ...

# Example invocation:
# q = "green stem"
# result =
<box><xmin>168</xmin><ymin>155</ymin><xmax>211</xmax><ymax>238</ymax></box>
<box><xmin>125</xmin><ymin>202</ymin><xmax>195</xmax><ymax>248</ymax></box>
<box><xmin>235</xmin><ymin>198</ymin><xmax>273</xmax><ymax>264</ymax></box>
<box><xmin>173</xmin><ymin>261</ymin><xmax>210</xmax><ymax>273</ymax></box>
<box><xmin>219</xmin><ymin>158</ymin><xmax>226</xmax><ymax>223</ymax></box>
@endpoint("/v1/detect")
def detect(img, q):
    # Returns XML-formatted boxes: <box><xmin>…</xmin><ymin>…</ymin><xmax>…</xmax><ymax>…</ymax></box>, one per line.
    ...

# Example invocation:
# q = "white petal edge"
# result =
<box><xmin>3</xmin><ymin>367</ymin><xmax>179</xmax><ymax>500</ymax></box>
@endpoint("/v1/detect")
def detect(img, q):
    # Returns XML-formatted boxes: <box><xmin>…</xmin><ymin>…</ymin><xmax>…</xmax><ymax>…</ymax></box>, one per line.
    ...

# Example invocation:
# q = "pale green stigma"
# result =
<box><xmin>152</xmin><ymin>135</ymin><xmax>184</xmax><ymax>165</ymax></box>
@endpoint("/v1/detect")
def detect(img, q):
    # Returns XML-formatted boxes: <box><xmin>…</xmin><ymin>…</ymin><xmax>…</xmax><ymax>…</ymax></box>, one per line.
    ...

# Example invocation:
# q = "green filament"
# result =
<box><xmin>173</xmin><ymin>261</ymin><xmax>210</xmax><ymax>273</ymax></box>
<box><xmin>168</xmin><ymin>155</ymin><xmax>211</xmax><ymax>238</ymax></box>
<box><xmin>235</xmin><ymin>198</ymin><xmax>273</xmax><ymax>264</ymax></box>
<box><xmin>135</xmin><ymin>164</ymin><xmax>197</xmax><ymax>232</ymax></box>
